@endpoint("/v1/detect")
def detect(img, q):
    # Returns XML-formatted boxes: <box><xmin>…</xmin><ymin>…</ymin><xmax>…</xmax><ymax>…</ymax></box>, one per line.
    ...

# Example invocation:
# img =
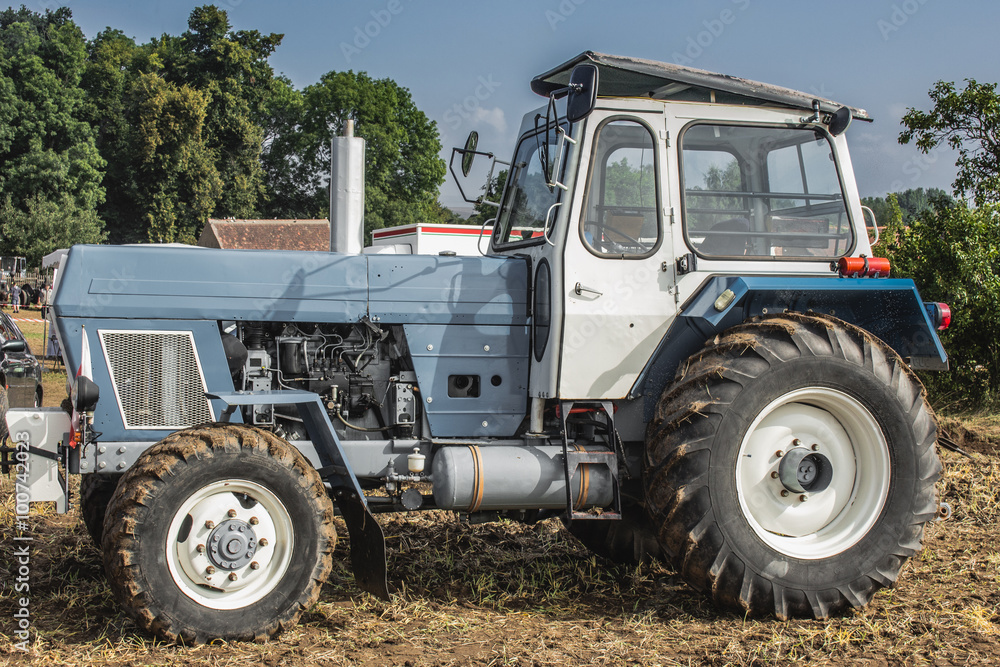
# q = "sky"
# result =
<box><xmin>45</xmin><ymin>0</ymin><xmax>1000</xmax><ymax>210</ymax></box>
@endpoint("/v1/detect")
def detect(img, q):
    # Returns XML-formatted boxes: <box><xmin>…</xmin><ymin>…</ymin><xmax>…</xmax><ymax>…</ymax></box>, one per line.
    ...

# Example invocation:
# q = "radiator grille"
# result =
<box><xmin>100</xmin><ymin>330</ymin><xmax>214</xmax><ymax>429</ymax></box>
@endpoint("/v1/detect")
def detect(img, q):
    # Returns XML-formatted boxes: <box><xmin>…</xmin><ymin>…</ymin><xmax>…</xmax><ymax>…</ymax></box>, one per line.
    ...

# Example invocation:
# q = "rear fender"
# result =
<box><xmin>631</xmin><ymin>276</ymin><xmax>948</xmax><ymax>422</ymax></box>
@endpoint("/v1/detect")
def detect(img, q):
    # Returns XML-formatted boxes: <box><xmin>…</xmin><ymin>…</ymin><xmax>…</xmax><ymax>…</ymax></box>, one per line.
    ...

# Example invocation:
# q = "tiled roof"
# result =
<box><xmin>200</xmin><ymin>219</ymin><xmax>331</xmax><ymax>251</ymax></box>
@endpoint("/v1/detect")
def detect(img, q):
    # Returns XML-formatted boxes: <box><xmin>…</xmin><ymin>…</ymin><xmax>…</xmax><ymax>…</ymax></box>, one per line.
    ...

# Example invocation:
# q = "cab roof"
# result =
<box><xmin>531</xmin><ymin>51</ymin><xmax>872</xmax><ymax>122</ymax></box>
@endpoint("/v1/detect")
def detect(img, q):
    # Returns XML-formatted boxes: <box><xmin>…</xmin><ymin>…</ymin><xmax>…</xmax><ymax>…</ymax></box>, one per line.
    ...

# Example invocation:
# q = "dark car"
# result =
<box><xmin>0</xmin><ymin>310</ymin><xmax>43</xmax><ymax>414</ymax></box>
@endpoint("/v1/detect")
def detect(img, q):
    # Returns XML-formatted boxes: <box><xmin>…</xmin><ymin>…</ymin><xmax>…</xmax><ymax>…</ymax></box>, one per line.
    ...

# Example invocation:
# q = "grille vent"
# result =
<box><xmin>100</xmin><ymin>330</ymin><xmax>214</xmax><ymax>429</ymax></box>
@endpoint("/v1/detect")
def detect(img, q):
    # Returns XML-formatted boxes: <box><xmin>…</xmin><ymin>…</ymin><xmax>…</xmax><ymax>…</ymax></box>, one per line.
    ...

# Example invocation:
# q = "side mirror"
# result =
<box><xmin>566</xmin><ymin>64</ymin><xmax>599</xmax><ymax>123</ymax></box>
<box><xmin>72</xmin><ymin>375</ymin><xmax>100</xmax><ymax>414</ymax></box>
<box><xmin>461</xmin><ymin>131</ymin><xmax>479</xmax><ymax>177</ymax></box>
<box><xmin>1</xmin><ymin>339</ymin><xmax>26</xmax><ymax>353</ymax></box>
<box><xmin>828</xmin><ymin>106</ymin><xmax>852</xmax><ymax>137</ymax></box>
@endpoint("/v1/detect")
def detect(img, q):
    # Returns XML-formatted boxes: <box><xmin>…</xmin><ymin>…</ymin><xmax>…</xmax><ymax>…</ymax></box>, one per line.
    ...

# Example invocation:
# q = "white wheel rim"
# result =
<box><xmin>735</xmin><ymin>387</ymin><xmax>890</xmax><ymax>560</ymax></box>
<box><xmin>165</xmin><ymin>480</ymin><xmax>294</xmax><ymax>610</ymax></box>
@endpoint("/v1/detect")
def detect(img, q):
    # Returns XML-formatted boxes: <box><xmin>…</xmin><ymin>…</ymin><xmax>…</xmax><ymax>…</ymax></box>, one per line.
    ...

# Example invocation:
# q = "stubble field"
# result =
<box><xmin>1</xmin><ymin>315</ymin><xmax>998</xmax><ymax>666</ymax></box>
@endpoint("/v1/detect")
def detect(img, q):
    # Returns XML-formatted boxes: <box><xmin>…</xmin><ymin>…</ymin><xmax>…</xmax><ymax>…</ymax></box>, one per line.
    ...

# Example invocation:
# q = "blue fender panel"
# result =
<box><xmin>633</xmin><ymin>276</ymin><xmax>949</xmax><ymax>422</ymax></box>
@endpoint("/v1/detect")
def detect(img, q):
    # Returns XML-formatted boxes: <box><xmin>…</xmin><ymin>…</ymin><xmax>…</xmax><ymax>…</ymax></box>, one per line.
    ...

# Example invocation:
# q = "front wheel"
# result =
<box><xmin>644</xmin><ymin>313</ymin><xmax>940</xmax><ymax>619</ymax></box>
<box><xmin>102</xmin><ymin>424</ymin><xmax>337</xmax><ymax>643</ymax></box>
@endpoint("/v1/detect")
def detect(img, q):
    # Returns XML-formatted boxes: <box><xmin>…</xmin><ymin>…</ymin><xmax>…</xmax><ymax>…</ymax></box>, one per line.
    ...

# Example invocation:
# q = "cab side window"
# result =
<box><xmin>580</xmin><ymin>119</ymin><xmax>660</xmax><ymax>258</ymax></box>
<box><xmin>681</xmin><ymin>124</ymin><xmax>853</xmax><ymax>259</ymax></box>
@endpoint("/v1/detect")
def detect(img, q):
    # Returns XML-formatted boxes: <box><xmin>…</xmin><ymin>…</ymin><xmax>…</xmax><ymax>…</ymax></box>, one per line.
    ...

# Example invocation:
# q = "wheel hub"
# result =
<box><xmin>778</xmin><ymin>447</ymin><xmax>833</xmax><ymax>494</ymax></box>
<box><xmin>206</xmin><ymin>519</ymin><xmax>258</xmax><ymax>570</ymax></box>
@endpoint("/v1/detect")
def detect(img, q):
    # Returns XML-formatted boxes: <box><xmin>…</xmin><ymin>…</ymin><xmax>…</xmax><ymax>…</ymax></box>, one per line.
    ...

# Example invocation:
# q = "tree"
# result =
<box><xmin>900</xmin><ymin>79</ymin><xmax>1000</xmax><ymax>206</ymax></box>
<box><xmin>861</xmin><ymin>187</ymin><xmax>953</xmax><ymax>227</ymax></box>
<box><xmin>1</xmin><ymin>194</ymin><xmax>105</xmax><ymax>265</ymax></box>
<box><xmin>83</xmin><ymin>6</ymin><xmax>283</xmax><ymax>243</ymax></box>
<box><xmin>879</xmin><ymin>195</ymin><xmax>1000</xmax><ymax>409</ymax></box>
<box><xmin>261</xmin><ymin>70</ymin><xmax>446</xmax><ymax>239</ymax></box>
<box><xmin>0</xmin><ymin>7</ymin><xmax>106</xmax><ymax>256</ymax></box>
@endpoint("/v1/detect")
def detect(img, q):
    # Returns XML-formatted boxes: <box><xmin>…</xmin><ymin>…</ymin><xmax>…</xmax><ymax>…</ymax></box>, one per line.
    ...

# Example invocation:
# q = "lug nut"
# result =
<box><xmin>799</xmin><ymin>494</ymin><xmax>808</xmax><ymax>502</ymax></box>
<box><xmin>196</xmin><ymin>544</ymin><xmax>205</xmax><ymax>553</ymax></box>
<box><xmin>206</xmin><ymin>566</ymin><xmax>216</xmax><ymax>574</ymax></box>
<box><xmin>780</xmin><ymin>490</ymin><xmax>789</xmax><ymax>497</ymax></box>
<box><xmin>227</xmin><ymin>509</ymin><xmax>238</xmax><ymax>518</ymax></box>
<box><xmin>205</xmin><ymin>520</ymin><xmax>215</xmax><ymax>529</ymax></box>
<box><xmin>792</xmin><ymin>439</ymin><xmax>801</xmax><ymax>447</ymax></box>
<box><xmin>259</xmin><ymin>538</ymin><xmax>268</xmax><ymax>547</ymax></box>
<box><xmin>229</xmin><ymin>572</ymin><xmax>238</xmax><ymax>581</ymax></box>
<box><xmin>775</xmin><ymin>450</ymin><xmax>784</xmax><ymax>458</ymax></box>
<box><xmin>811</xmin><ymin>443</ymin><xmax>819</xmax><ymax>451</ymax></box>
<box><xmin>249</xmin><ymin>516</ymin><xmax>259</xmax><ymax>525</ymax></box>
<box><xmin>250</xmin><ymin>561</ymin><xmax>260</xmax><ymax>570</ymax></box>
<box><xmin>770</xmin><ymin>471</ymin><xmax>779</xmax><ymax>479</ymax></box>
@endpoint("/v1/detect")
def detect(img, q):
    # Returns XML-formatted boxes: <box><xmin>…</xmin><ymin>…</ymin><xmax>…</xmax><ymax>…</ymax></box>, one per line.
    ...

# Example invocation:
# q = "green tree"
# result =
<box><xmin>879</xmin><ymin>195</ymin><xmax>1000</xmax><ymax>409</ymax></box>
<box><xmin>0</xmin><ymin>194</ymin><xmax>105</xmax><ymax>265</ymax></box>
<box><xmin>0</xmin><ymin>7</ymin><xmax>106</xmax><ymax>257</ymax></box>
<box><xmin>261</xmin><ymin>70</ymin><xmax>446</xmax><ymax>239</ymax></box>
<box><xmin>900</xmin><ymin>79</ymin><xmax>1000</xmax><ymax>206</ymax></box>
<box><xmin>862</xmin><ymin>187</ymin><xmax>953</xmax><ymax>227</ymax></box>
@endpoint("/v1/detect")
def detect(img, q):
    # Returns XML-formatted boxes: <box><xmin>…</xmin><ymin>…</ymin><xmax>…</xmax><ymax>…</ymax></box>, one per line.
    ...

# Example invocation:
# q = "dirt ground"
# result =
<box><xmin>1</xmin><ymin>317</ymin><xmax>998</xmax><ymax>666</ymax></box>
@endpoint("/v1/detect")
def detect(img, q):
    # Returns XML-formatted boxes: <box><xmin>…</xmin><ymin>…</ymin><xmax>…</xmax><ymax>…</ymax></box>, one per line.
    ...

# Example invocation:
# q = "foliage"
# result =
<box><xmin>0</xmin><ymin>6</ymin><xmax>106</xmax><ymax>255</ymax></box>
<box><xmin>900</xmin><ymin>79</ymin><xmax>1000</xmax><ymax>207</ymax></box>
<box><xmin>261</xmin><ymin>70</ymin><xmax>446</xmax><ymax>239</ymax></box>
<box><xmin>878</xmin><ymin>194</ymin><xmax>1000</xmax><ymax>409</ymax></box>
<box><xmin>466</xmin><ymin>169</ymin><xmax>507</xmax><ymax>227</ymax></box>
<box><xmin>0</xmin><ymin>194</ymin><xmax>106</xmax><ymax>265</ymax></box>
<box><xmin>82</xmin><ymin>6</ymin><xmax>282</xmax><ymax>243</ymax></box>
<box><xmin>861</xmin><ymin>188</ymin><xmax>954</xmax><ymax>227</ymax></box>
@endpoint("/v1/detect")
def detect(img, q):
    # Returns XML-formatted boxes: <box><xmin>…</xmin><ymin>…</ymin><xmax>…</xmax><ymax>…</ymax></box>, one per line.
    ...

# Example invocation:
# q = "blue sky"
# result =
<box><xmin>48</xmin><ymin>0</ymin><xmax>1000</xmax><ymax>209</ymax></box>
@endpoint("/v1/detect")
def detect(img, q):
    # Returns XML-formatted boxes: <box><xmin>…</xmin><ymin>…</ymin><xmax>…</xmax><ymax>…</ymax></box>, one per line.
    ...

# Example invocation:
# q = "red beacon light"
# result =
<box><xmin>925</xmin><ymin>302</ymin><xmax>952</xmax><ymax>331</ymax></box>
<box><xmin>836</xmin><ymin>256</ymin><xmax>891</xmax><ymax>278</ymax></box>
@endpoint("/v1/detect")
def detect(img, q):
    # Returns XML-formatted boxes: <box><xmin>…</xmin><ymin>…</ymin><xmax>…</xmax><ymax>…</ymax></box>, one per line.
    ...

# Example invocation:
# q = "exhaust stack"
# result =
<box><xmin>329</xmin><ymin>119</ymin><xmax>365</xmax><ymax>253</ymax></box>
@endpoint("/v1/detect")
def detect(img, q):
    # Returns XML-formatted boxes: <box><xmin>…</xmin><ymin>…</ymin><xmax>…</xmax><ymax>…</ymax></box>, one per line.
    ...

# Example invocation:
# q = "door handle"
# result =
<box><xmin>574</xmin><ymin>282</ymin><xmax>603</xmax><ymax>297</ymax></box>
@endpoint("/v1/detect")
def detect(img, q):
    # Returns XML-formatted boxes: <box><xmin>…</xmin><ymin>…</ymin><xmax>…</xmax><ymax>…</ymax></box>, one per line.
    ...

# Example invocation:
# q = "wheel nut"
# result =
<box><xmin>206</xmin><ymin>566</ymin><xmax>216</xmax><ymax>574</ymax></box>
<box><xmin>770</xmin><ymin>471</ymin><xmax>779</xmax><ymax>479</ymax></box>
<box><xmin>196</xmin><ymin>544</ymin><xmax>205</xmax><ymax>553</ymax></box>
<box><xmin>811</xmin><ymin>444</ymin><xmax>819</xmax><ymax>451</ymax></box>
<box><xmin>780</xmin><ymin>490</ymin><xmax>789</xmax><ymax>497</ymax></box>
<box><xmin>227</xmin><ymin>509</ymin><xmax>238</xmax><ymax>518</ymax></box>
<box><xmin>250</xmin><ymin>561</ymin><xmax>260</xmax><ymax>570</ymax></box>
<box><xmin>792</xmin><ymin>439</ymin><xmax>801</xmax><ymax>447</ymax></box>
<box><xmin>229</xmin><ymin>573</ymin><xmax>238</xmax><ymax>581</ymax></box>
<box><xmin>775</xmin><ymin>450</ymin><xmax>784</xmax><ymax>458</ymax></box>
<box><xmin>249</xmin><ymin>516</ymin><xmax>259</xmax><ymax>525</ymax></box>
<box><xmin>205</xmin><ymin>520</ymin><xmax>215</xmax><ymax>529</ymax></box>
<box><xmin>259</xmin><ymin>538</ymin><xmax>268</xmax><ymax>547</ymax></box>
<box><xmin>799</xmin><ymin>494</ymin><xmax>808</xmax><ymax>502</ymax></box>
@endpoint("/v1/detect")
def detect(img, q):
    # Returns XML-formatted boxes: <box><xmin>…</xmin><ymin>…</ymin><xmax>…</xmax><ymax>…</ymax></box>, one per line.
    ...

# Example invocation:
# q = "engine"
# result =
<box><xmin>226</xmin><ymin>319</ymin><xmax>420</xmax><ymax>442</ymax></box>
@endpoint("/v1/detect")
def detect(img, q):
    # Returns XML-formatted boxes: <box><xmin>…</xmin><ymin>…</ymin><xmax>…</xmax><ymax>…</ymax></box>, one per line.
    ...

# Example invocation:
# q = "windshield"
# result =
<box><xmin>493</xmin><ymin>126</ymin><xmax>566</xmax><ymax>246</ymax></box>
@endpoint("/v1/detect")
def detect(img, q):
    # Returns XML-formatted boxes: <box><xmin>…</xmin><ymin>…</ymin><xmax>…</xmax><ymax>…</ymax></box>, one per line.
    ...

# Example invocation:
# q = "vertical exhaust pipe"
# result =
<box><xmin>329</xmin><ymin>119</ymin><xmax>366</xmax><ymax>253</ymax></box>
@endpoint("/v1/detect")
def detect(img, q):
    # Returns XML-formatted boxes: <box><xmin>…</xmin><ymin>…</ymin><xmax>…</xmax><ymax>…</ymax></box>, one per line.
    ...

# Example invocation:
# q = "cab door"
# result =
<box><xmin>558</xmin><ymin>110</ymin><xmax>677</xmax><ymax>399</ymax></box>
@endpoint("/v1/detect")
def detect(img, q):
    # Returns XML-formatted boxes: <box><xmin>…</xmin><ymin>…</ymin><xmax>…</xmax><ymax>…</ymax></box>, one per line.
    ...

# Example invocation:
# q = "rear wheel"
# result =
<box><xmin>103</xmin><ymin>423</ymin><xmax>336</xmax><ymax>643</ymax></box>
<box><xmin>644</xmin><ymin>313</ymin><xmax>940</xmax><ymax>619</ymax></box>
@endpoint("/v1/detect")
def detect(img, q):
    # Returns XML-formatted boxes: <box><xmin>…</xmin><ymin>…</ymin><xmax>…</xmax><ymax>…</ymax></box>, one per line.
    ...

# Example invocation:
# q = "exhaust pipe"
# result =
<box><xmin>329</xmin><ymin>119</ymin><xmax>365</xmax><ymax>253</ymax></box>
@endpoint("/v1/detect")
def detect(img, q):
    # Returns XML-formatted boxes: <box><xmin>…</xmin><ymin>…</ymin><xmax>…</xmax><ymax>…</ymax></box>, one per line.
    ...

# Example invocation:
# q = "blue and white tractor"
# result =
<box><xmin>6</xmin><ymin>52</ymin><xmax>952</xmax><ymax>643</ymax></box>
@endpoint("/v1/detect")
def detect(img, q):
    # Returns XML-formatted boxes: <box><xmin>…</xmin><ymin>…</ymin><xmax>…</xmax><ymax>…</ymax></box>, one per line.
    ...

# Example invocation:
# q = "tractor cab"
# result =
<box><xmin>453</xmin><ymin>52</ymin><xmax>882</xmax><ymax>414</ymax></box>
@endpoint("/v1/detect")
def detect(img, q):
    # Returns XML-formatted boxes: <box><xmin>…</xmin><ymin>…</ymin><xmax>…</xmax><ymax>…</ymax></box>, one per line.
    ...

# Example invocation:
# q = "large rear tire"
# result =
<box><xmin>102</xmin><ymin>423</ymin><xmax>336</xmax><ymax>643</ymax></box>
<box><xmin>644</xmin><ymin>313</ymin><xmax>940</xmax><ymax>619</ymax></box>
